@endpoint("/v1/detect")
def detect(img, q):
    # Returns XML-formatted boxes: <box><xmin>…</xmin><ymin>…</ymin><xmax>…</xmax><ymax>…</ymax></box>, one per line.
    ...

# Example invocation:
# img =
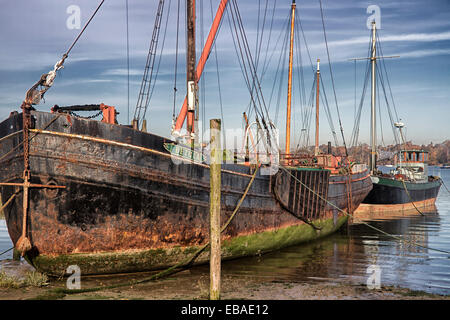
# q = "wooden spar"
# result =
<box><xmin>174</xmin><ymin>0</ymin><xmax>229</xmax><ymax>134</ymax></box>
<box><xmin>315</xmin><ymin>59</ymin><xmax>320</xmax><ymax>156</ymax></box>
<box><xmin>285</xmin><ymin>1</ymin><xmax>296</xmax><ymax>158</ymax></box>
<box><xmin>209</xmin><ymin>119</ymin><xmax>221</xmax><ymax>300</ymax></box>
<box><xmin>186</xmin><ymin>0</ymin><xmax>197</xmax><ymax>138</ymax></box>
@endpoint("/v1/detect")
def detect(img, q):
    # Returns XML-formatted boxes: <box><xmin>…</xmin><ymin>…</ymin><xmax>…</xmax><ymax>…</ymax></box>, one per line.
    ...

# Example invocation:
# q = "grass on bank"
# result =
<box><xmin>0</xmin><ymin>270</ymin><xmax>49</xmax><ymax>289</ymax></box>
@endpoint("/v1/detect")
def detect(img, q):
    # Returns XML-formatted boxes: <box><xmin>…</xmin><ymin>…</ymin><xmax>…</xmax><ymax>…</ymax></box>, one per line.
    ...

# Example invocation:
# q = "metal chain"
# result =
<box><xmin>69</xmin><ymin>110</ymin><xmax>103</xmax><ymax>120</ymax></box>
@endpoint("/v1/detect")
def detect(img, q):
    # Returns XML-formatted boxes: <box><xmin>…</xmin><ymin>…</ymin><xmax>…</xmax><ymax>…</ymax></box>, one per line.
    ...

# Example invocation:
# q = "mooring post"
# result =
<box><xmin>209</xmin><ymin>119</ymin><xmax>221</xmax><ymax>300</ymax></box>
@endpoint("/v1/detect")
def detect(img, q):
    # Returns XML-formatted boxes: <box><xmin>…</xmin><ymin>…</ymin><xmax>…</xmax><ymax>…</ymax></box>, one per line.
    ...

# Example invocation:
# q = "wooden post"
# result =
<box><xmin>209</xmin><ymin>119</ymin><xmax>221</xmax><ymax>300</ymax></box>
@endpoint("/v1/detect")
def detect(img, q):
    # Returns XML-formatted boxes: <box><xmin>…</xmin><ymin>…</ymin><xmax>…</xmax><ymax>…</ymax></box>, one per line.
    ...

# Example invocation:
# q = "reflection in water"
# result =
<box><xmin>210</xmin><ymin>211</ymin><xmax>448</xmax><ymax>295</ymax></box>
<box><xmin>0</xmin><ymin>167</ymin><xmax>449</xmax><ymax>295</ymax></box>
<box><xmin>0</xmin><ymin>220</ymin><xmax>12</xmax><ymax>260</ymax></box>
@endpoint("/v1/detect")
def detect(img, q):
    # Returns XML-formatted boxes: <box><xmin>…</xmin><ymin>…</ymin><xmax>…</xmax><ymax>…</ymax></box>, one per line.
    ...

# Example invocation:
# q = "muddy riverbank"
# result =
<box><xmin>0</xmin><ymin>264</ymin><xmax>448</xmax><ymax>300</ymax></box>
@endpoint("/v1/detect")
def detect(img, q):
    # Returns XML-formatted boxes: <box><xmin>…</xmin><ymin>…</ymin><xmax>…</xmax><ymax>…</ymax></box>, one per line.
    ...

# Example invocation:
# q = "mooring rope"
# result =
<box><xmin>441</xmin><ymin>179</ymin><xmax>450</xmax><ymax>195</ymax></box>
<box><xmin>0</xmin><ymin>247</ymin><xmax>13</xmax><ymax>257</ymax></box>
<box><xmin>0</xmin><ymin>192</ymin><xmax>19</xmax><ymax>215</ymax></box>
<box><xmin>401</xmin><ymin>179</ymin><xmax>424</xmax><ymax>216</ymax></box>
<box><xmin>53</xmin><ymin>164</ymin><xmax>260</xmax><ymax>296</ymax></box>
<box><xmin>279</xmin><ymin>165</ymin><xmax>450</xmax><ymax>255</ymax></box>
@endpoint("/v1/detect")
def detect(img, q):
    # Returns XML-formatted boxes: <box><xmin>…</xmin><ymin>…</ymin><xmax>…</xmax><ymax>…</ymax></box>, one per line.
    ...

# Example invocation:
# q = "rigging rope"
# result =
<box><xmin>65</xmin><ymin>0</ymin><xmax>105</xmax><ymax>57</ymax></box>
<box><xmin>401</xmin><ymin>180</ymin><xmax>425</xmax><ymax>216</ymax></box>
<box><xmin>350</xmin><ymin>36</ymin><xmax>373</xmax><ymax>148</ymax></box>
<box><xmin>209</xmin><ymin>0</ymin><xmax>226</xmax><ymax>149</ymax></box>
<box><xmin>441</xmin><ymin>179</ymin><xmax>450</xmax><ymax>194</ymax></box>
<box><xmin>318</xmin><ymin>0</ymin><xmax>348</xmax><ymax>156</ymax></box>
<box><xmin>0</xmin><ymin>247</ymin><xmax>13</xmax><ymax>257</ymax></box>
<box><xmin>134</xmin><ymin>0</ymin><xmax>166</xmax><ymax>124</ymax></box>
<box><xmin>126</xmin><ymin>0</ymin><xmax>130</xmax><ymax>124</ymax></box>
<box><xmin>142</xmin><ymin>0</ymin><xmax>173</xmax><ymax>123</ymax></box>
<box><xmin>172</xmin><ymin>0</ymin><xmax>181</xmax><ymax>128</ymax></box>
<box><xmin>25</xmin><ymin>0</ymin><xmax>106</xmax><ymax>105</ymax></box>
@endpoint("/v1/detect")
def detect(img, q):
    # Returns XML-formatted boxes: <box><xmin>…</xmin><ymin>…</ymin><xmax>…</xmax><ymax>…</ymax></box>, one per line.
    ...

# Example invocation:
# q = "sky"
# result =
<box><xmin>0</xmin><ymin>0</ymin><xmax>449</xmax><ymax>148</ymax></box>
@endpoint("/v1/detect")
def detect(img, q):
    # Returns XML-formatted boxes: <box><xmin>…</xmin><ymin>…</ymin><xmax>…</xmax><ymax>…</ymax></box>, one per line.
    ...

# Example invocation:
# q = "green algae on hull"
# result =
<box><xmin>30</xmin><ymin>215</ymin><xmax>348</xmax><ymax>276</ymax></box>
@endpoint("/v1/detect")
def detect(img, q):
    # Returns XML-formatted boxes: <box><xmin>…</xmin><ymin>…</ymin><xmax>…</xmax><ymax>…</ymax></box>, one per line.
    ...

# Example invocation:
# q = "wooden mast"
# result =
<box><xmin>174</xmin><ymin>0</ymin><xmax>229</xmax><ymax>136</ymax></box>
<box><xmin>315</xmin><ymin>59</ymin><xmax>320</xmax><ymax>156</ymax></box>
<box><xmin>370</xmin><ymin>21</ymin><xmax>377</xmax><ymax>173</ymax></box>
<box><xmin>285</xmin><ymin>0</ymin><xmax>296</xmax><ymax>159</ymax></box>
<box><xmin>348</xmin><ymin>22</ymin><xmax>398</xmax><ymax>172</ymax></box>
<box><xmin>186</xmin><ymin>0</ymin><xmax>197</xmax><ymax>140</ymax></box>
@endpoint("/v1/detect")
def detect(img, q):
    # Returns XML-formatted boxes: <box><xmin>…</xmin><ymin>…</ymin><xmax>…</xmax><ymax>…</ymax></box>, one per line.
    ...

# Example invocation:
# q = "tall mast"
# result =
<box><xmin>173</xmin><ymin>0</ymin><xmax>229</xmax><ymax>136</ymax></box>
<box><xmin>349</xmin><ymin>21</ymin><xmax>399</xmax><ymax>172</ymax></box>
<box><xmin>370</xmin><ymin>21</ymin><xmax>377</xmax><ymax>173</ymax></box>
<box><xmin>186</xmin><ymin>0</ymin><xmax>197</xmax><ymax>140</ymax></box>
<box><xmin>285</xmin><ymin>0</ymin><xmax>296</xmax><ymax>157</ymax></box>
<box><xmin>315</xmin><ymin>59</ymin><xmax>320</xmax><ymax>156</ymax></box>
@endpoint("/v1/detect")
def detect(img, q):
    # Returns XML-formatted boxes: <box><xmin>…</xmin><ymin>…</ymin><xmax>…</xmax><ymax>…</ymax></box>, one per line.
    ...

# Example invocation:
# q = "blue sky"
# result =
<box><xmin>0</xmin><ymin>0</ymin><xmax>449</xmax><ymax>147</ymax></box>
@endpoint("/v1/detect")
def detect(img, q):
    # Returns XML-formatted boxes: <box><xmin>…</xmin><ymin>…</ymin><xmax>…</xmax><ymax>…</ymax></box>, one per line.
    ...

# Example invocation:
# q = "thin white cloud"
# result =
<box><xmin>102</xmin><ymin>68</ymin><xmax>143</xmax><ymax>76</ymax></box>
<box><xmin>395</xmin><ymin>48</ymin><xmax>450</xmax><ymax>58</ymax></box>
<box><xmin>310</xmin><ymin>31</ymin><xmax>450</xmax><ymax>49</ymax></box>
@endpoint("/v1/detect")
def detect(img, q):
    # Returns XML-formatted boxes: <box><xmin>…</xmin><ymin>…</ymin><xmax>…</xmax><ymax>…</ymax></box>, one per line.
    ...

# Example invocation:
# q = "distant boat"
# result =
<box><xmin>353</xmin><ymin>21</ymin><xmax>441</xmax><ymax>215</ymax></box>
<box><xmin>441</xmin><ymin>165</ymin><xmax>450</xmax><ymax>169</ymax></box>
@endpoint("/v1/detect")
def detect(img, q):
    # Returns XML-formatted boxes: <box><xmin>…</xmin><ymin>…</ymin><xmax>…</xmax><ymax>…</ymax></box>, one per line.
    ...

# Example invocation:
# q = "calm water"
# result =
<box><xmin>1</xmin><ymin>167</ymin><xmax>449</xmax><ymax>295</ymax></box>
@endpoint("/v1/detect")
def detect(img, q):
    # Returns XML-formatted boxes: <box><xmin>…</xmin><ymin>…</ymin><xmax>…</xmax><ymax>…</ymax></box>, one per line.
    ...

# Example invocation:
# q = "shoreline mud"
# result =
<box><xmin>0</xmin><ymin>262</ymin><xmax>448</xmax><ymax>300</ymax></box>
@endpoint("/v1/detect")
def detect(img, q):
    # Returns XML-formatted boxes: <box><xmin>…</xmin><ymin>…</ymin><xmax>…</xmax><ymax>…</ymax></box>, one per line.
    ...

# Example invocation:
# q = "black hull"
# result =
<box><xmin>0</xmin><ymin>111</ymin><xmax>372</xmax><ymax>275</ymax></box>
<box><xmin>362</xmin><ymin>176</ymin><xmax>441</xmax><ymax>205</ymax></box>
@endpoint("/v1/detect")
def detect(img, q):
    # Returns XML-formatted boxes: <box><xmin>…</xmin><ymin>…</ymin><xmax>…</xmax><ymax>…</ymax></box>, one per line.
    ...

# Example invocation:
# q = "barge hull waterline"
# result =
<box><xmin>30</xmin><ymin>216</ymin><xmax>347</xmax><ymax>276</ymax></box>
<box><xmin>355</xmin><ymin>197</ymin><xmax>437</xmax><ymax>214</ymax></box>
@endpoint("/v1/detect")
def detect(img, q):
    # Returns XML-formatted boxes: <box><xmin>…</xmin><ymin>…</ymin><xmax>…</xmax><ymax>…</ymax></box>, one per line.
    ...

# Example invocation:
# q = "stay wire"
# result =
<box><xmin>143</xmin><ymin>0</ymin><xmax>172</xmax><ymax>121</ymax></box>
<box><xmin>65</xmin><ymin>0</ymin><xmax>106</xmax><ymax>56</ymax></box>
<box><xmin>172</xmin><ymin>0</ymin><xmax>181</xmax><ymax>124</ymax></box>
<box><xmin>209</xmin><ymin>0</ymin><xmax>226</xmax><ymax>149</ymax></box>
<box><xmin>226</xmin><ymin>5</ymin><xmax>264</xmax><ymax>122</ymax></box>
<box><xmin>318</xmin><ymin>0</ymin><xmax>348</xmax><ymax>155</ymax></box>
<box><xmin>126</xmin><ymin>0</ymin><xmax>130</xmax><ymax>124</ymax></box>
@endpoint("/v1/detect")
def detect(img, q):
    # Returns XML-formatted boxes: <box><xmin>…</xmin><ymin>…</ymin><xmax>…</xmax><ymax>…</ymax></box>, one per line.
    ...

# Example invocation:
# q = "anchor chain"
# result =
<box><xmin>16</xmin><ymin>102</ymin><xmax>33</xmax><ymax>256</ymax></box>
<box><xmin>69</xmin><ymin>110</ymin><xmax>103</xmax><ymax>120</ymax></box>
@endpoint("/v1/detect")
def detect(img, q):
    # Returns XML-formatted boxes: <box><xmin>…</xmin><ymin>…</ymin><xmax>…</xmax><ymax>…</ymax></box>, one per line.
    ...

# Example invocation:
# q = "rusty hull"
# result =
<box><xmin>0</xmin><ymin>111</ymin><xmax>372</xmax><ymax>275</ymax></box>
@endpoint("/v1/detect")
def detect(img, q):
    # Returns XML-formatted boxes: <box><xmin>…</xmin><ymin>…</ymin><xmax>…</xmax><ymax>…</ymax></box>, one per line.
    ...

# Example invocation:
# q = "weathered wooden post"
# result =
<box><xmin>209</xmin><ymin>119</ymin><xmax>221</xmax><ymax>300</ymax></box>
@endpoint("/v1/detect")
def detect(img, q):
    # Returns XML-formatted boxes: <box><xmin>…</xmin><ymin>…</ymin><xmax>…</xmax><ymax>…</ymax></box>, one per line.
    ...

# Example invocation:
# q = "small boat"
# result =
<box><xmin>352</xmin><ymin>22</ymin><xmax>441</xmax><ymax>215</ymax></box>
